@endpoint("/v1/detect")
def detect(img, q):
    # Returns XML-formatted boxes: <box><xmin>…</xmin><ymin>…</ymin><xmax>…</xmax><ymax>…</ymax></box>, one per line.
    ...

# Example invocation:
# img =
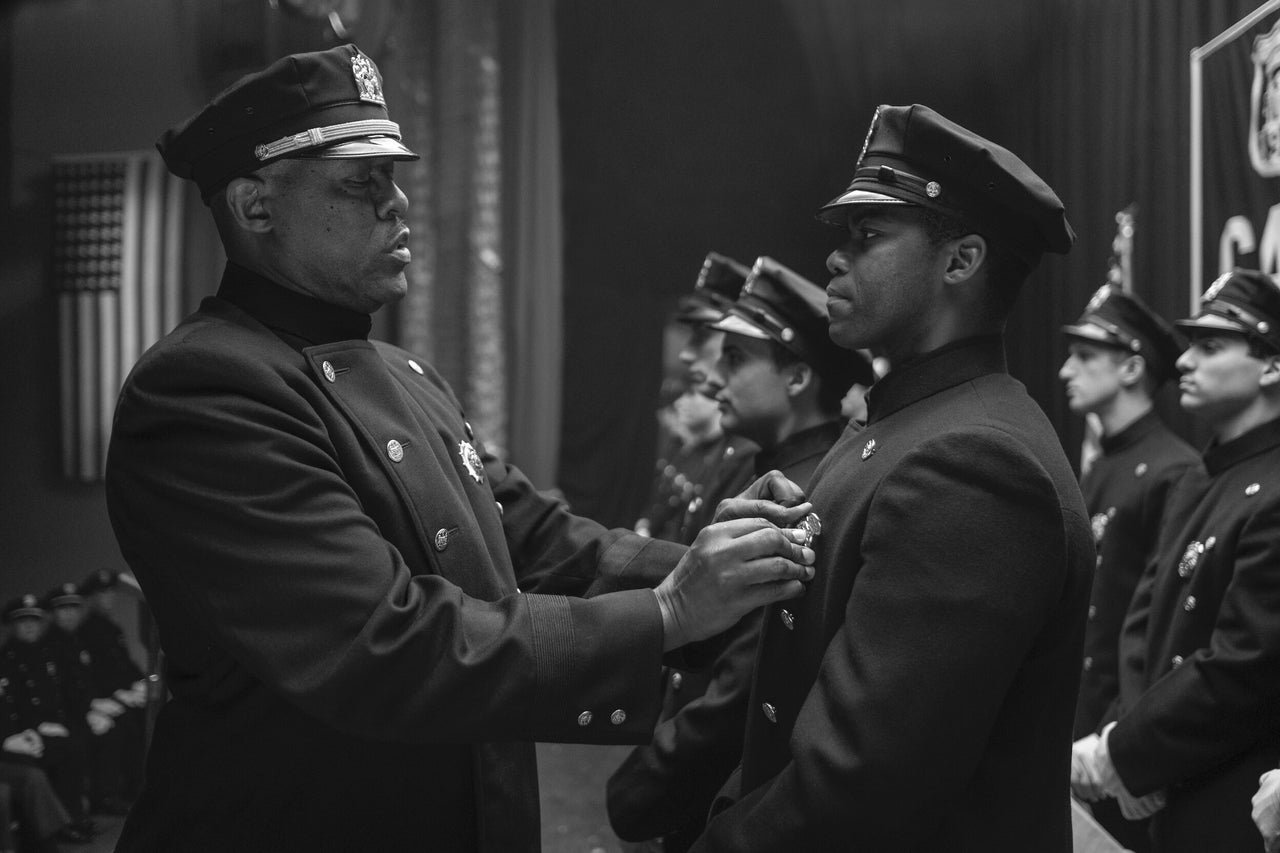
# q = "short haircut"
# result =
<box><xmin>916</xmin><ymin>207</ymin><xmax>1031</xmax><ymax>315</ymax></box>
<box><xmin>768</xmin><ymin>341</ymin><xmax>846</xmax><ymax>416</ymax></box>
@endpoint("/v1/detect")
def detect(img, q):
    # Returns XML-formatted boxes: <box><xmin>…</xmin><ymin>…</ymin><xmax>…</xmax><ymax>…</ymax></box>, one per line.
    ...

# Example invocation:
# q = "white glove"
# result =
<box><xmin>2</xmin><ymin>729</ymin><xmax>43</xmax><ymax>758</ymax></box>
<box><xmin>1070</xmin><ymin>733</ymin><xmax>1105</xmax><ymax>801</ymax></box>
<box><xmin>86</xmin><ymin>709</ymin><xmax>115</xmax><ymax>735</ymax></box>
<box><xmin>1098</xmin><ymin>722</ymin><xmax>1166</xmax><ymax>820</ymax></box>
<box><xmin>1253</xmin><ymin>768</ymin><xmax>1280</xmax><ymax>852</ymax></box>
<box><xmin>36</xmin><ymin>721</ymin><xmax>69</xmax><ymax>738</ymax></box>
<box><xmin>92</xmin><ymin>696</ymin><xmax>126</xmax><ymax>717</ymax></box>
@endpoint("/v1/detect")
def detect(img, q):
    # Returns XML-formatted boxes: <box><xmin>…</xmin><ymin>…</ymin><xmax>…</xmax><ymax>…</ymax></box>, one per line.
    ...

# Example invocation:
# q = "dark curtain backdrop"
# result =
<box><xmin>555</xmin><ymin>0</ymin><xmax>1271</xmax><ymax>527</ymax></box>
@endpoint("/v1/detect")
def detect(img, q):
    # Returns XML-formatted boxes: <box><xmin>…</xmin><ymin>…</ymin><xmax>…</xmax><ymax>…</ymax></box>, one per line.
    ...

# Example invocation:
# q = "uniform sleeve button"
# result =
<box><xmin>761</xmin><ymin>702</ymin><xmax>778</xmax><ymax>723</ymax></box>
<box><xmin>1171</xmin><ymin>655</ymin><xmax>1184</xmax><ymax>668</ymax></box>
<box><xmin>671</xmin><ymin>672</ymin><xmax>683</xmax><ymax>690</ymax></box>
<box><xmin>577</xmin><ymin>711</ymin><xmax>592</xmax><ymax>726</ymax></box>
<box><xmin>1082</xmin><ymin>656</ymin><xmax>1094</xmax><ymax>672</ymax></box>
<box><xmin>1184</xmin><ymin>595</ymin><xmax>1197</xmax><ymax>612</ymax></box>
<box><xmin>610</xmin><ymin>709</ymin><xmax>627</xmax><ymax>725</ymax></box>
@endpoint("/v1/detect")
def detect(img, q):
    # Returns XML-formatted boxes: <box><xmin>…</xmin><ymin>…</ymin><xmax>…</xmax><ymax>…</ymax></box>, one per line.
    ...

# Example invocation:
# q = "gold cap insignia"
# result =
<box><xmin>351</xmin><ymin>51</ymin><xmax>386</xmax><ymax>106</ymax></box>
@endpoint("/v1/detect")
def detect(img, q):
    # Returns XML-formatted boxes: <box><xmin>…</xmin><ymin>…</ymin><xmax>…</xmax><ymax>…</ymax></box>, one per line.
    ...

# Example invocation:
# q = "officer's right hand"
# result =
<box><xmin>36</xmin><ymin>722</ymin><xmax>69</xmax><ymax>738</ymax></box>
<box><xmin>2</xmin><ymin>729</ymin><xmax>43</xmax><ymax>758</ymax></box>
<box><xmin>654</xmin><ymin>517</ymin><xmax>814</xmax><ymax>651</ymax></box>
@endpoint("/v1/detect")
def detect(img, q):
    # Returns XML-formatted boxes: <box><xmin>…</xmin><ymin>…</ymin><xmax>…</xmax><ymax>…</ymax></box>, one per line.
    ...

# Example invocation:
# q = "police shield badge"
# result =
<box><xmin>1250</xmin><ymin>19</ymin><xmax>1280</xmax><ymax>177</ymax></box>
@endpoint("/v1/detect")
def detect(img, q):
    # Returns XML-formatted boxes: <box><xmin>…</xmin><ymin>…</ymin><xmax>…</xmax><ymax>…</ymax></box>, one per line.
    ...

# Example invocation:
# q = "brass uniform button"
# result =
<box><xmin>610</xmin><ymin>709</ymin><xmax>627</xmax><ymax>725</ymax></box>
<box><xmin>577</xmin><ymin>711</ymin><xmax>592</xmax><ymax>726</ymax></box>
<box><xmin>671</xmin><ymin>672</ymin><xmax>683</xmax><ymax>690</ymax></box>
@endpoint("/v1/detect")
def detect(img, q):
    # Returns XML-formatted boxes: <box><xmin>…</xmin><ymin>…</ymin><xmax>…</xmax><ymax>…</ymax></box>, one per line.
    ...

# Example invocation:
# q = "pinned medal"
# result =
<box><xmin>458</xmin><ymin>440</ymin><xmax>484</xmax><ymax>483</ymax></box>
<box><xmin>796</xmin><ymin>512</ymin><xmax>822</xmax><ymax>549</ymax></box>
<box><xmin>1178</xmin><ymin>540</ymin><xmax>1203</xmax><ymax>578</ymax></box>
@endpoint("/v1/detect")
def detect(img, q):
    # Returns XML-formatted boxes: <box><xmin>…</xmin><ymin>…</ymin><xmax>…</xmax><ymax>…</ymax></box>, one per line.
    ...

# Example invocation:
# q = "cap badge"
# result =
<box><xmin>1202</xmin><ymin>272</ymin><xmax>1232</xmax><ymax>303</ymax></box>
<box><xmin>925</xmin><ymin>181</ymin><xmax>942</xmax><ymax>199</ymax></box>
<box><xmin>22</xmin><ymin>595</ymin><xmax>35</xmax><ymax>607</ymax></box>
<box><xmin>458</xmin><ymin>440</ymin><xmax>484</xmax><ymax>483</ymax></box>
<box><xmin>1085</xmin><ymin>285</ymin><xmax>1112</xmax><ymax>314</ymax></box>
<box><xmin>861</xmin><ymin>438</ymin><xmax>877</xmax><ymax>460</ymax></box>
<box><xmin>351</xmin><ymin>51</ymin><xmax>386</xmax><ymax>106</ymax></box>
<box><xmin>855</xmin><ymin>106</ymin><xmax>882</xmax><ymax>168</ymax></box>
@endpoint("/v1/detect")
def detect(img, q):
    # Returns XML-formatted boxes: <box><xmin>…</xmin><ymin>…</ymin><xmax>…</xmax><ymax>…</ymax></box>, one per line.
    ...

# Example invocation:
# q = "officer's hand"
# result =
<box><xmin>3</xmin><ymin>729</ymin><xmax>43</xmax><ymax>758</ymax></box>
<box><xmin>713</xmin><ymin>471</ymin><xmax>811</xmax><ymax>527</ymax></box>
<box><xmin>93</xmin><ymin>696</ymin><xmax>126</xmax><ymax>717</ymax></box>
<box><xmin>86</xmin><ymin>710</ymin><xmax>115</xmax><ymax>736</ymax></box>
<box><xmin>1253</xmin><ymin>768</ymin><xmax>1280</xmax><ymax>851</ymax></box>
<box><xmin>655</xmin><ymin>517</ymin><xmax>814</xmax><ymax>651</ymax></box>
<box><xmin>1115</xmin><ymin>785</ymin><xmax>1165</xmax><ymax>820</ymax></box>
<box><xmin>1069</xmin><ymin>734</ymin><xmax>1105</xmax><ymax>801</ymax></box>
<box><xmin>36</xmin><ymin>722</ymin><xmax>69</xmax><ymax>738</ymax></box>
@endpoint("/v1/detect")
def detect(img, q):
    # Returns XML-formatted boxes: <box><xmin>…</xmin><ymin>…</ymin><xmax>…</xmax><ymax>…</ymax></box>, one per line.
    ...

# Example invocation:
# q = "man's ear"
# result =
<box><xmin>941</xmin><ymin>233</ymin><xmax>987</xmax><ymax>285</ymax></box>
<box><xmin>1260</xmin><ymin>352</ymin><xmax>1280</xmax><ymax>389</ymax></box>
<box><xmin>1117</xmin><ymin>353</ymin><xmax>1147</xmax><ymax>388</ymax></box>
<box><xmin>786</xmin><ymin>361</ymin><xmax>815</xmax><ymax>397</ymax></box>
<box><xmin>224</xmin><ymin>176</ymin><xmax>272</xmax><ymax>234</ymax></box>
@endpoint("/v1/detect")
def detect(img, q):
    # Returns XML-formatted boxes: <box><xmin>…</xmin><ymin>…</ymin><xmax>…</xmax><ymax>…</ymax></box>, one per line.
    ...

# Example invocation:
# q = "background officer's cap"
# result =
<box><xmin>1176</xmin><ymin>268</ymin><xmax>1280</xmax><ymax>355</ymax></box>
<box><xmin>2</xmin><ymin>594</ymin><xmax>46</xmax><ymax>623</ymax></box>
<box><xmin>677</xmin><ymin>252</ymin><xmax>751</xmax><ymax>325</ymax></box>
<box><xmin>817</xmin><ymin>104</ymin><xmax>1075</xmax><ymax>268</ymax></box>
<box><xmin>158</xmin><ymin>44</ymin><xmax>419</xmax><ymax>203</ymax></box>
<box><xmin>713</xmin><ymin>256</ymin><xmax>876</xmax><ymax>392</ymax></box>
<box><xmin>79</xmin><ymin>568</ymin><xmax>121</xmax><ymax>596</ymax></box>
<box><xmin>1062</xmin><ymin>285</ymin><xmax>1185</xmax><ymax>383</ymax></box>
<box><xmin>43</xmin><ymin>583</ymin><xmax>85</xmax><ymax>610</ymax></box>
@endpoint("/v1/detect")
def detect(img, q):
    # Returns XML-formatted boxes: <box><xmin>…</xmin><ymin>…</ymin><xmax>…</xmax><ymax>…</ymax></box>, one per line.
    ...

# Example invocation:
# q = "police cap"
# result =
<box><xmin>1177</xmin><ymin>269</ymin><xmax>1280</xmax><ymax>355</ymax></box>
<box><xmin>43</xmin><ymin>582</ymin><xmax>86</xmax><ymax>610</ymax></box>
<box><xmin>677</xmin><ymin>252</ymin><xmax>751</xmax><ymax>324</ymax></box>
<box><xmin>158</xmin><ymin>44</ymin><xmax>419</xmax><ymax>203</ymax></box>
<box><xmin>712</xmin><ymin>256</ymin><xmax>876</xmax><ymax>392</ymax></box>
<box><xmin>817</xmin><ymin>104</ymin><xmax>1074</xmax><ymax>268</ymax></box>
<box><xmin>1062</xmin><ymin>285</ymin><xmax>1185</xmax><ymax>384</ymax></box>
<box><xmin>2</xmin><ymin>594</ymin><xmax>46</xmax><ymax>623</ymax></box>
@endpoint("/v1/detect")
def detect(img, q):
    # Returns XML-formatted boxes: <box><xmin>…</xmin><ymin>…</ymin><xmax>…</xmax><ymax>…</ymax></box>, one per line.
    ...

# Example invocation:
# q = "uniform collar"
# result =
<box><xmin>865</xmin><ymin>335</ymin><xmax>1007</xmax><ymax>424</ymax></box>
<box><xmin>216</xmin><ymin>261</ymin><xmax>372</xmax><ymax>348</ymax></box>
<box><xmin>753</xmin><ymin>420</ymin><xmax>844</xmax><ymax>477</ymax></box>
<box><xmin>1098</xmin><ymin>408</ymin><xmax>1162</xmax><ymax>456</ymax></box>
<box><xmin>1202</xmin><ymin>415</ymin><xmax>1280</xmax><ymax>476</ymax></box>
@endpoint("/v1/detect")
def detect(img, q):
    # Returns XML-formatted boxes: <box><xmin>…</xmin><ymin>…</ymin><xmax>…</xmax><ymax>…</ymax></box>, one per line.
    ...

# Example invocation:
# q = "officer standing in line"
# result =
<box><xmin>636</xmin><ymin>253</ymin><xmax>757</xmax><ymax>544</ymax></box>
<box><xmin>688</xmin><ymin>103</ymin><xmax>1091</xmax><ymax>851</ymax></box>
<box><xmin>106</xmin><ymin>44</ymin><xmax>814</xmax><ymax>852</ymax></box>
<box><xmin>1059</xmin><ymin>285</ymin><xmax>1197</xmax><ymax>851</ymax></box>
<box><xmin>1076</xmin><ymin>269</ymin><xmax>1280</xmax><ymax>852</ymax></box>
<box><xmin>608</xmin><ymin>257</ymin><xmax>874</xmax><ymax>851</ymax></box>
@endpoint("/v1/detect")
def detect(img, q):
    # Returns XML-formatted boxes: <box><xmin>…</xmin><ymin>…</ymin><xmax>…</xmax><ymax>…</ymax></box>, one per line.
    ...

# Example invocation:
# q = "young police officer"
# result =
<box><xmin>1079</xmin><ymin>269</ymin><xmax>1280</xmax><ymax>853</ymax></box>
<box><xmin>608</xmin><ymin>257</ymin><xmax>873</xmax><ymax>851</ymax></box>
<box><xmin>1060</xmin><ymin>285</ymin><xmax>1196</xmax><ymax>851</ymax></box>
<box><xmin>688</xmin><ymin>104</ymin><xmax>1091</xmax><ymax>851</ymax></box>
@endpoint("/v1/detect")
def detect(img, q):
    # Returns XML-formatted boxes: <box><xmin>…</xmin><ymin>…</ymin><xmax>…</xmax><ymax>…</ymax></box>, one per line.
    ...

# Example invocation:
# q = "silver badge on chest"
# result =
<box><xmin>458</xmin><ymin>440</ymin><xmax>484</xmax><ymax>483</ymax></box>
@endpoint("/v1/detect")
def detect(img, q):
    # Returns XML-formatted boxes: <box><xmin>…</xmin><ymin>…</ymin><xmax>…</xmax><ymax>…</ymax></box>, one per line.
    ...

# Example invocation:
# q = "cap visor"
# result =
<box><xmin>710</xmin><ymin>312</ymin><xmax>772</xmax><ymax>340</ymax></box>
<box><xmin>301</xmin><ymin>136</ymin><xmax>419</xmax><ymax>160</ymax></box>
<box><xmin>1061</xmin><ymin>322</ymin><xmax>1117</xmax><ymax>344</ymax></box>
<box><xmin>1175</xmin><ymin>314</ymin><xmax>1248</xmax><ymax>335</ymax></box>
<box><xmin>817</xmin><ymin>189</ymin><xmax>914</xmax><ymax>224</ymax></box>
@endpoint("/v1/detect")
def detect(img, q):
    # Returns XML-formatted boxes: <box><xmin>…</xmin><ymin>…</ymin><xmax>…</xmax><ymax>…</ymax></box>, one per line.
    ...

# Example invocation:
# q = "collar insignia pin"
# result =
<box><xmin>861</xmin><ymin>438</ymin><xmax>877</xmax><ymax>460</ymax></box>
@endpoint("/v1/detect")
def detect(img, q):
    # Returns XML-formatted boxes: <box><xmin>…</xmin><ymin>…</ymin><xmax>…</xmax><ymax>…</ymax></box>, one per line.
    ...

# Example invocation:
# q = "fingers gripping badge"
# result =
<box><xmin>458</xmin><ymin>440</ymin><xmax>484</xmax><ymax>483</ymax></box>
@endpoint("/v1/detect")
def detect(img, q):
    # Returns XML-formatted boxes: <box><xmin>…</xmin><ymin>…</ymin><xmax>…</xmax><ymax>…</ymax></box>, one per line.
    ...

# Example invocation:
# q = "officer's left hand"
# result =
<box><xmin>36</xmin><ymin>722</ymin><xmax>69</xmax><ymax>738</ymax></box>
<box><xmin>715</xmin><ymin>470</ymin><xmax>809</xmax><ymax>521</ymax></box>
<box><xmin>654</xmin><ymin>518</ymin><xmax>814</xmax><ymax>651</ymax></box>
<box><xmin>92</xmin><ymin>696</ymin><xmax>126</xmax><ymax>717</ymax></box>
<box><xmin>1253</xmin><ymin>768</ymin><xmax>1280</xmax><ymax>851</ymax></box>
<box><xmin>86</xmin><ymin>710</ymin><xmax>115</xmax><ymax>736</ymax></box>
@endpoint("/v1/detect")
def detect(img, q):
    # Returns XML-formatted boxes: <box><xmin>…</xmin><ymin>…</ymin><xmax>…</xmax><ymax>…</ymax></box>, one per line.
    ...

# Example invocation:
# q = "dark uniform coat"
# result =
<box><xmin>1075</xmin><ymin>410</ymin><xmax>1197</xmax><ymax>739</ymax></box>
<box><xmin>692</xmin><ymin>337</ymin><xmax>1094</xmax><ymax>852</ymax></box>
<box><xmin>1107</xmin><ymin>416</ymin><xmax>1280</xmax><ymax>853</ymax></box>
<box><xmin>608</xmin><ymin>420</ymin><xmax>843</xmax><ymax>851</ymax></box>
<box><xmin>105</xmin><ymin>264</ymin><xmax>686</xmax><ymax>853</ymax></box>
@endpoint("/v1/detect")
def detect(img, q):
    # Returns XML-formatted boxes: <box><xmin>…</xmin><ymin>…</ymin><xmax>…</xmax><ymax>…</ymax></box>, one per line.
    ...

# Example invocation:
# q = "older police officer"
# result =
<box><xmin>105</xmin><ymin>45</ymin><xmax>814</xmax><ymax>852</ymax></box>
<box><xmin>689</xmin><ymin>104</ymin><xmax>1092</xmax><ymax>851</ymax></box>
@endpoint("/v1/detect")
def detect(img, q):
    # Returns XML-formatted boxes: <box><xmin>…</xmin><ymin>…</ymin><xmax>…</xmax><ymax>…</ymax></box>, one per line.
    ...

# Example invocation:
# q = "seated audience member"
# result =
<box><xmin>1075</xmin><ymin>269</ymin><xmax>1280</xmax><ymax>852</ymax></box>
<box><xmin>0</xmin><ymin>595</ymin><xmax>97</xmax><ymax>840</ymax></box>
<box><xmin>1060</xmin><ymin>285</ymin><xmax>1196</xmax><ymax>852</ymax></box>
<box><xmin>45</xmin><ymin>581</ymin><xmax>146</xmax><ymax>815</ymax></box>
<box><xmin>609</xmin><ymin>257</ymin><xmax>874</xmax><ymax>851</ymax></box>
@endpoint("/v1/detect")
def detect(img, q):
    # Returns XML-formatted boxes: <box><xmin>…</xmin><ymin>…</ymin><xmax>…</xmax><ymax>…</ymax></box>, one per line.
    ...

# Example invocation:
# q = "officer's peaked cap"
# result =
<box><xmin>1062</xmin><ymin>285</ymin><xmax>1185</xmax><ymax>383</ymax></box>
<box><xmin>1177</xmin><ymin>268</ymin><xmax>1280</xmax><ymax>354</ymax></box>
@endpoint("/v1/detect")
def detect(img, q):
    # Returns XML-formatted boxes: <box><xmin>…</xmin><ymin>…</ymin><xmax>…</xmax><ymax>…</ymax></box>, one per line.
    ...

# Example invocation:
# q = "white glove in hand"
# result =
<box><xmin>1253</xmin><ymin>768</ymin><xmax>1280</xmax><ymax>852</ymax></box>
<box><xmin>36</xmin><ymin>721</ymin><xmax>69</xmax><ymax>738</ymax></box>
<box><xmin>1070</xmin><ymin>733</ymin><xmax>1105</xmax><ymax>801</ymax></box>
<box><xmin>2</xmin><ymin>729</ymin><xmax>43</xmax><ymax>758</ymax></box>
<box><xmin>86</xmin><ymin>709</ymin><xmax>115</xmax><ymax>735</ymax></box>
<box><xmin>1098</xmin><ymin>723</ymin><xmax>1166</xmax><ymax>820</ymax></box>
<box><xmin>93</xmin><ymin>696</ymin><xmax>126</xmax><ymax>717</ymax></box>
